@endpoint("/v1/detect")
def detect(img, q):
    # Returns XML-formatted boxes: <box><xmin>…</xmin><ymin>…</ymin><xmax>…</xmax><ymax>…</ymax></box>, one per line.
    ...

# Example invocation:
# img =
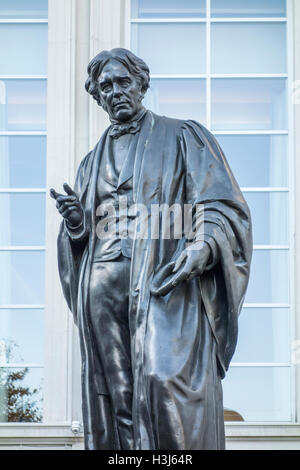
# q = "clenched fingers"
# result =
<box><xmin>173</xmin><ymin>249</ymin><xmax>187</xmax><ymax>273</ymax></box>
<box><xmin>60</xmin><ymin>205</ymin><xmax>79</xmax><ymax>218</ymax></box>
<box><xmin>171</xmin><ymin>258</ymin><xmax>194</xmax><ymax>287</ymax></box>
<box><xmin>56</xmin><ymin>198</ymin><xmax>77</xmax><ymax>210</ymax></box>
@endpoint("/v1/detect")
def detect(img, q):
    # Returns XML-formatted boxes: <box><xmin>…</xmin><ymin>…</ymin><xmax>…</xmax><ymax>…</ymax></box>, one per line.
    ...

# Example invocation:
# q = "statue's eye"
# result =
<box><xmin>101</xmin><ymin>83</ymin><xmax>112</xmax><ymax>93</ymax></box>
<box><xmin>120</xmin><ymin>78</ymin><xmax>131</xmax><ymax>87</ymax></box>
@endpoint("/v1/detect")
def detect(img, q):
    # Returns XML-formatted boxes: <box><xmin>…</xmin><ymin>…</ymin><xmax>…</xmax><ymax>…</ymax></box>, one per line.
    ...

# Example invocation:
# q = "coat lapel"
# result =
<box><xmin>132</xmin><ymin>110</ymin><xmax>155</xmax><ymax>202</ymax></box>
<box><xmin>117</xmin><ymin>135</ymin><xmax>137</xmax><ymax>188</ymax></box>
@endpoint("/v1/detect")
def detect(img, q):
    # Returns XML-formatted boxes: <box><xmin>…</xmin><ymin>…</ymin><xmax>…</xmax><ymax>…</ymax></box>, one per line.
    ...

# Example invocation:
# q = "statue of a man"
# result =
<box><xmin>50</xmin><ymin>48</ymin><xmax>252</xmax><ymax>450</ymax></box>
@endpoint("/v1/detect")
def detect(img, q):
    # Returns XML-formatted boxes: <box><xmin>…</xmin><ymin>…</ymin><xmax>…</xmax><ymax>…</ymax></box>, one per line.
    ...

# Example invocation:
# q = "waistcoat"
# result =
<box><xmin>93</xmin><ymin>131</ymin><xmax>138</xmax><ymax>261</ymax></box>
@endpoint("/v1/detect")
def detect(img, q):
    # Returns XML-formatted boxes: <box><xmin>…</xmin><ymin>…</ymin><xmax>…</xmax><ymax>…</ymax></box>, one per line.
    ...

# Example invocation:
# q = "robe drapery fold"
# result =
<box><xmin>57</xmin><ymin>111</ymin><xmax>252</xmax><ymax>449</ymax></box>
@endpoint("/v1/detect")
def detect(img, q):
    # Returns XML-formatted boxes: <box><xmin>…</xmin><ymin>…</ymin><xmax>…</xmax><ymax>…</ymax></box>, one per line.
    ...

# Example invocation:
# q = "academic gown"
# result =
<box><xmin>57</xmin><ymin>110</ymin><xmax>252</xmax><ymax>450</ymax></box>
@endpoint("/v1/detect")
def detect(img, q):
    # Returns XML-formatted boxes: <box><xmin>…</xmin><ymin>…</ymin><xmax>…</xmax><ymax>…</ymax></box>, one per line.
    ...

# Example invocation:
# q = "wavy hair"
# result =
<box><xmin>85</xmin><ymin>48</ymin><xmax>150</xmax><ymax>107</ymax></box>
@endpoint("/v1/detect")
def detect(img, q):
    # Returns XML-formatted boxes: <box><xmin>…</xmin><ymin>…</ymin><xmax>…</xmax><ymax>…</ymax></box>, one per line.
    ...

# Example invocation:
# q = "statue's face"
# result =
<box><xmin>97</xmin><ymin>59</ymin><xmax>144</xmax><ymax>122</ymax></box>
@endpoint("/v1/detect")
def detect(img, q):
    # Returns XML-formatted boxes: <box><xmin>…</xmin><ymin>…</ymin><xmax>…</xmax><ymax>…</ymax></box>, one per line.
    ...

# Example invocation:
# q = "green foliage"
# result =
<box><xmin>0</xmin><ymin>341</ymin><xmax>42</xmax><ymax>422</ymax></box>
<box><xmin>0</xmin><ymin>367</ymin><xmax>42</xmax><ymax>422</ymax></box>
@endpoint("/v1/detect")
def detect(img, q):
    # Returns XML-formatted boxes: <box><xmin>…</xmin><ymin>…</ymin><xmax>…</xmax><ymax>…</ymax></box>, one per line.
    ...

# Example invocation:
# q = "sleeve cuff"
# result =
<box><xmin>185</xmin><ymin>221</ymin><xmax>220</xmax><ymax>270</ymax></box>
<box><xmin>64</xmin><ymin>217</ymin><xmax>88</xmax><ymax>242</ymax></box>
<box><xmin>203</xmin><ymin>236</ymin><xmax>219</xmax><ymax>270</ymax></box>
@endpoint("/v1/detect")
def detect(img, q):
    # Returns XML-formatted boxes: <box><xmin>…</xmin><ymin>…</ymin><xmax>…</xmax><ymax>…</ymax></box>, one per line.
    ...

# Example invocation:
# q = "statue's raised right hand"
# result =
<box><xmin>50</xmin><ymin>183</ymin><xmax>84</xmax><ymax>228</ymax></box>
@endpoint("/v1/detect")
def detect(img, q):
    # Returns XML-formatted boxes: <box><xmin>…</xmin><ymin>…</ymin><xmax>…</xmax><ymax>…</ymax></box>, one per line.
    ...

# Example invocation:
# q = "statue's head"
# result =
<box><xmin>85</xmin><ymin>48</ymin><xmax>150</xmax><ymax>123</ymax></box>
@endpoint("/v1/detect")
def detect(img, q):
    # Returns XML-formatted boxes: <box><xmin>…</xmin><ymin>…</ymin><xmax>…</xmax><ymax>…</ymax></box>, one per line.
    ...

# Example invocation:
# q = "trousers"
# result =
<box><xmin>88</xmin><ymin>255</ymin><xmax>134</xmax><ymax>449</ymax></box>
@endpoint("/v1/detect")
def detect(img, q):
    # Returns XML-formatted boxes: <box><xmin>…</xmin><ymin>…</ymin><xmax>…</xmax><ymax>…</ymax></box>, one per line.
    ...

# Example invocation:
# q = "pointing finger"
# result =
<box><xmin>63</xmin><ymin>183</ymin><xmax>77</xmax><ymax>197</ymax></box>
<box><xmin>51</xmin><ymin>189</ymin><xmax>66</xmax><ymax>201</ymax></box>
<box><xmin>50</xmin><ymin>188</ymin><xmax>59</xmax><ymax>200</ymax></box>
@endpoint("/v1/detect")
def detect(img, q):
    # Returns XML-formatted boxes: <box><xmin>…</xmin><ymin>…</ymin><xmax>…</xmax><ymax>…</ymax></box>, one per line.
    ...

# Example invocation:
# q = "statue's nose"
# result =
<box><xmin>112</xmin><ymin>83</ymin><xmax>123</xmax><ymax>97</ymax></box>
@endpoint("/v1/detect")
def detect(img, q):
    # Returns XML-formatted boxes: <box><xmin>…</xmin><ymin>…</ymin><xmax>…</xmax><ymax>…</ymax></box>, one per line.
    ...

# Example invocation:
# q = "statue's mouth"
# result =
<box><xmin>113</xmin><ymin>101</ymin><xmax>129</xmax><ymax>109</ymax></box>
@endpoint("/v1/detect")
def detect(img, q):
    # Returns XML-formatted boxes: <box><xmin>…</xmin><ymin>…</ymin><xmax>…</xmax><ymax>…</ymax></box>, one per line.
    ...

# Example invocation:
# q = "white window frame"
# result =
<box><xmin>0</xmin><ymin>14</ymin><xmax>48</xmax><ymax>440</ymax></box>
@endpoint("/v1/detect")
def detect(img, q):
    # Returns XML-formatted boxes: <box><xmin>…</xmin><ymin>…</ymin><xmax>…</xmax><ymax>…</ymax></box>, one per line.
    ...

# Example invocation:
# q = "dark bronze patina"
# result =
<box><xmin>50</xmin><ymin>48</ymin><xmax>252</xmax><ymax>450</ymax></box>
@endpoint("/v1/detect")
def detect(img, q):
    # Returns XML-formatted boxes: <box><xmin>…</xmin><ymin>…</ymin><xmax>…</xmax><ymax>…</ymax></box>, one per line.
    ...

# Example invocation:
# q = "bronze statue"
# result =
<box><xmin>50</xmin><ymin>48</ymin><xmax>252</xmax><ymax>450</ymax></box>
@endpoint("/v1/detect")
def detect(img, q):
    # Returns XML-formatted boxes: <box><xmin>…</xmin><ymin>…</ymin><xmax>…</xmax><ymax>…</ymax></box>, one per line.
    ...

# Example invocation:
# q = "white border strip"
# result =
<box><xmin>0</xmin><ymin>19</ymin><xmax>48</xmax><ymax>23</ymax></box>
<box><xmin>241</xmin><ymin>187</ymin><xmax>289</xmax><ymax>192</ymax></box>
<box><xmin>131</xmin><ymin>18</ymin><xmax>206</xmax><ymax>23</ymax></box>
<box><xmin>0</xmin><ymin>363</ymin><xmax>43</xmax><ymax>368</ymax></box>
<box><xmin>213</xmin><ymin>130</ymin><xmax>289</xmax><ymax>135</ymax></box>
<box><xmin>243</xmin><ymin>303</ymin><xmax>290</xmax><ymax>308</ymax></box>
<box><xmin>0</xmin><ymin>188</ymin><xmax>46</xmax><ymax>193</ymax></box>
<box><xmin>0</xmin><ymin>75</ymin><xmax>47</xmax><ymax>79</ymax></box>
<box><xmin>211</xmin><ymin>17</ymin><xmax>287</xmax><ymax>23</ymax></box>
<box><xmin>150</xmin><ymin>74</ymin><xmax>206</xmax><ymax>79</ymax></box>
<box><xmin>0</xmin><ymin>246</ymin><xmax>45</xmax><ymax>251</ymax></box>
<box><xmin>253</xmin><ymin>246</ymin><xmax>289</xmax><ymax>250</ymax></box>
<box><xmin>131</xmin><ymin>17</ymin><xmax>287</xmax><ymax>23</ymax></box>
<box><xmin>0</xmin><ymin>305</ymin><xmax>44</xmax><ymax>309</ymax></box>
<box><xmin>150</xmin><ymin>74</ymin><xmax>288</xmax><ymax>79</ymax></box>
<box><xmin>230</xmin><ymin>362</ymin><xmax>290</xmax><ymax>367</ymax></box>
<box><xmin>0</xmin><ymin>132</ymin><xmax>47</xmax><ymax>136</ymax></box>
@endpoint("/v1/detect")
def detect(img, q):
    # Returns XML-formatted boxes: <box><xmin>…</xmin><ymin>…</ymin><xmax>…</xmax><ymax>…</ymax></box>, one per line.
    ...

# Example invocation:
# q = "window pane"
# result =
<box><xmin>0</xmin><ymin>251</ymin><xmax>45</xmax><ymax>304</ymax></box>
<box><xmin>144</xmin><ymin>79</ymin><xmax>206</xmax><ymax>123</ymax></box>
<box><xmin>211</xmin><ymin>79</ymin><xmax>287</xmax><ymax>130</ymax></box>
<box><xmin>233</xmin><ymin>308</ymin><xmax>290</xmax><ymax>363</ymax></box>
<box><xmin>223</xmin><ymin>367</ymin><xmax>291</xmax><ymax>422</ymax></box>
<box><xmin>0</xmin><ymin>367</ymin><xmax>43</xmax><ymax>422</ymax></box>
<box><xmin>0</xmin><ymin>80</ymin><xmax>47</xmax><ymax>131</ymax></box>
<box><xmin>131</xmin><ymin>0</ymin><xmax>205</xmax><ymax>18</ymax></box>
<box><xmin>245</xmin><ymin>250</ymin><xmax>289</xmax><ymax>304</ymax></box>
<box><xmin>0</xmin><ymin>24</ymin><xmax>47</xmax><ymax>75</ymax></box>
<box><xmin>244</xmin><ymin>192</ymin><xmax>288</xmax><ymax>245</ymax></box>
<box><xmin>0</xmin><ymin>194</ymin><xmax>45</xmax><ymax>246</ymax></box>
<box><xmin>0</xmin><ymin>136</ymin><xmax>46</xmax><ymax>189</ymax></box>
<box><xmin>0</xmin><ymin>0</ymin><xmax>48</xmax><ymax>19</ymax></box>
<box><xmin>211</xmin><ymin>0</ymin><xmax>286</xmax><ymax>18</ymax></box>
<box><xmin>216</xmin><ymin>135</ymin><xmax>288</xmax><ymax>188</ymax></box>
<box><xmin>131</xmin><ymin>23</ymin><xmax>206</xmax><ymax>74</ymax></box>
<box><xmin>212</xmin><ymin>23</ymin><xmax>286</xmax><ymax>74</ymax></box>
<box><xmin>0</xmin><ymin>309</ymin><xmax>44</xmax><ymax>364</ymax></box>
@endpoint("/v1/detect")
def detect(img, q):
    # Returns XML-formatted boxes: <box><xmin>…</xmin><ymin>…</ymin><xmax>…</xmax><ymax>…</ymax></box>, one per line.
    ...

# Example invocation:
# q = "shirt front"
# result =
<box><xmin>93</xmin><ymin>127</ymin><xmax>139</xmax><ymax>261</ymax></box>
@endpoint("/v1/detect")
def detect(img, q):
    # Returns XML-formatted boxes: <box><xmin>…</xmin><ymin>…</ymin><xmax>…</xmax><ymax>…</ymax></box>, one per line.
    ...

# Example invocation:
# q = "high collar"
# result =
<box><xmin>109</xmin><ymin>106</ymin><xmax>147</xmax><ymax>126</ymax></box>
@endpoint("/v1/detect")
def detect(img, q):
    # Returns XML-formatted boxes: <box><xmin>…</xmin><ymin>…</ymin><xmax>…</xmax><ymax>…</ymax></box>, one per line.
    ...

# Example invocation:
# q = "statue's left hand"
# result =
<box><xmin>50</xmin><ymin>183</ymin><xmax>84</xmax><ymax>228</ymax></box>
<box><xmin>151</xmin><ymin>243</ymin><xmax>211</xmax><ymax>297</ymax></box>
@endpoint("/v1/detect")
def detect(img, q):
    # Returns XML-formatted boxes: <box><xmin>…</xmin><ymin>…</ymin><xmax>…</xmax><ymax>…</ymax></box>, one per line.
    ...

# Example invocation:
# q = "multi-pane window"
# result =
<box><xmin>0</xmin><ymin>0</ymin><xmax>48</xmax><ymax>422</ymax></box>
<box><xmin>131</xmin><ymin>0</ymin><xmax>292</xmax><ymax>421</ymax></box>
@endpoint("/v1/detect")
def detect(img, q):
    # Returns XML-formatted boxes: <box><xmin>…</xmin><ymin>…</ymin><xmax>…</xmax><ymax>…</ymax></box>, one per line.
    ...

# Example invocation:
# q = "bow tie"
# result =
<box><xmin>109</xmin><ymin>120</ymin><xmax>141</xmax><ymax>139</ymax></box>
